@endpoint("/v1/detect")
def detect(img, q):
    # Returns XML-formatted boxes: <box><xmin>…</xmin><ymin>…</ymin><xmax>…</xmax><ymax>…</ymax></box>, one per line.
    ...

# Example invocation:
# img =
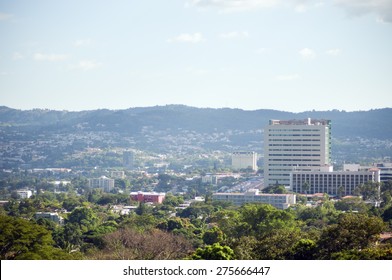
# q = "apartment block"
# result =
<box><xmin>212</xmin><ymin>189</ymin><xmax>296</xmax><ymax>209</ymax></box>
<box><xmin>232</xmin><ymin>151</ymin><xmax>258</xmax><ymax>171</ymax></box>
<box><xmin>88</xmin><ymin>176</ymin><xmax>115</xmax><ymax>192</ymax></box>
<box><xmin>290</xmin><ymin>168</ymin><xmax>380</xmax><ymax>196</ymax></box>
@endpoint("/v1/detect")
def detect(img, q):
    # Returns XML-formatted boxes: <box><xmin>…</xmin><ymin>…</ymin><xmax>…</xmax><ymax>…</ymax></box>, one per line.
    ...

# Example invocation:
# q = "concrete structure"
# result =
<box><xmin>111</xmin><ymin>170</ymin><xmax>125</xmax><ymax>179</ymax></box>
<box><xmin>232</xmin><ymin>151</ymin><xmax>258</xmax><ymax>171</ymax></box>
<box><xmin>290</xmin><ymin>168</ymin><xmax>380</xmax><ymax>196</ymax></box>
<box><xmin>123</xmin><ymin>151</ymin><xmax>134</xmax><ymax>170</ymax></box>
<box><xmin>201</xmin><ymin>174</ymin><xmax>218</xmax><ymax>185</ymax></box>
<box><xmin>130</xmin><ymin>191</ymin><xmax>166</xmax><ymax>204</ymax></box>
<box><xmin>34</xmin><ymin>212</ymin><xmax>64</xmax><ymax>224</ymax></box>
<box><xmin>88</xmin><ymin>176</ymin><xmax>115</xmax><ymax>192</ymax></box>
<box><xmin>264</xmin><ymin>118</ymin><xmax>331</xmax><ymax>187</ymax></box>
<box><xmin>344</xmin><ymin>163</ymin><xmax>392</xmax><ymax>183</ymax></box>
<box><xmin>16</xmin><ymin>189</ymin><xmax>32</xmax><ymax>199</ymax></box>
<box><xmin>212</xmin><ymin>189</ymin><xmax>296</xmax><ymax>209</ymax></box>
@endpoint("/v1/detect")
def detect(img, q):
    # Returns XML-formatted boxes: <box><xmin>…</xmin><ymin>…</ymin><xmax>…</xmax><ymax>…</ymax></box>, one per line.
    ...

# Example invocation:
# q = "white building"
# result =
<box><xmin>123</xmin><ymin>151</ymin><xmax>134</xmax><ymax>169</ymax></box>
<box><xmin>16</xmin><ymin>189</ymin><xmax>32</xmax><ymax>199</ymax></box>
<box><xmin>201</xmin><ymin>174</ymin><xmax>218</xmax><ymax>185</ymax></box>
<box><xmin>290</xmin><ymin>168</ymin><xmax>380</xmax><ymax>196</ymax></box>
<box><xmin>34</xmin><ymin>212</ymin><xmax>64</xmax><ymax>224</ymax></box>
<box><xmin>264</xmin><ymin>118</ymin><xmax>331</xmax><ymax>187</ymax></box>
<box><xmin>232</xmin><ymin>151</ymin><xmax>258</xmax><ymax>171</ymax></box>
<box><xmin>88</xmin><ymin>176</ymin><xmax>115</xmax><ymax>192</ymax></box>
<box><xmin>111</xmin><ymin>170</ymin><xmax>125</xmax><ymax>179</ymax></box>
<box><xmin>212</xmin><ymin>189</ymin><xmax>296</xmax><ymax>209</ymax></box>
<box><xmin>344</xmin><ymin>163</ymin><xmax>392</xmax><ymax>183</ymax></box>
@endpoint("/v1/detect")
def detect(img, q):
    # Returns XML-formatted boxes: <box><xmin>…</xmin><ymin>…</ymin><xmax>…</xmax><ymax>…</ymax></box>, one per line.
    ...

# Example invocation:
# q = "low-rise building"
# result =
<box><xmin>34</xmin><ymin>212</ymin><xmax>64</xmax><ymax>224</ymax></box>
<box><xmin>16</xmin><ymin>189</ymin><xmax>32</xmax><ymax>199</ymax></box>
<box><xmin>290</xmin><ymin>168</ymin><xmax>380</xmax><ymax>196</ymax></box>
<box><xmin>344</xmin><ymin>163</ymin><xmax>392</xmax><ymax>183</ymax></box>
<box><xmin>111</xmin><ymin>170</ymin><xmax>125</xmax><ymax>179</ymax></box>
<box><xmin>130</xmin><ymin>191</ymin><xmax>166</xmax><ymax>204</ymax></box>
<box><xmin>201</xmin><ymin>174</ymin><xmax>218</xmax><ymax>185</ymax></box>
<box><xmin>212</xmin><ymin>189</ymin><xmax>296</xmax><ymax>209</ymax></box>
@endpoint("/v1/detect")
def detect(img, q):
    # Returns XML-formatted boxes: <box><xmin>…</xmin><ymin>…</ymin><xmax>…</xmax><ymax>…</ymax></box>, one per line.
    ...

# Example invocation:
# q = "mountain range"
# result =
<box><xmin>1</xmin><ymin>105</ymin><xmax>391</xmax><ymax>140</ymax></box>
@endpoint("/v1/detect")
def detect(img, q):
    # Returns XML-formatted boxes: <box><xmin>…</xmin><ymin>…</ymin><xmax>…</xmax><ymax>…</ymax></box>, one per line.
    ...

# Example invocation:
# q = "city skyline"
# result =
<box><xmin>1</xmin><ymin>0</ymin><xmax>392</xmax><ymax>112</ymax></box>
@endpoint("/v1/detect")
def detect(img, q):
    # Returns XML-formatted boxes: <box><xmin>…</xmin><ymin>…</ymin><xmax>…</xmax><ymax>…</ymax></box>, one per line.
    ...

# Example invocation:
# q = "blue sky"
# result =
<box><xmin>0</xmin><ymin>0</ymin><xmax>391</xmax><ymax>112</ymax></box>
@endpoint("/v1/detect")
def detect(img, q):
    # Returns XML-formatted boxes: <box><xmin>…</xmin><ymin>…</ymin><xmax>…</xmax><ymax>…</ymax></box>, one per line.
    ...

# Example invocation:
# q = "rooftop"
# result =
<box><xmin>269</xmin><ymin>118</ymin><xmax>330</xmax><ymax>126</ymax></box>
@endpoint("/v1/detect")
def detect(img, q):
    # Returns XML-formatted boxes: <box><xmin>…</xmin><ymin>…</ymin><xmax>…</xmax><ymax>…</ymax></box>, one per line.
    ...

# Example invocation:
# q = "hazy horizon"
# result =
<box><xmin>1</xmin><ymin>103</ymin><xmax>391</xmax><ymax>114</ymax></box>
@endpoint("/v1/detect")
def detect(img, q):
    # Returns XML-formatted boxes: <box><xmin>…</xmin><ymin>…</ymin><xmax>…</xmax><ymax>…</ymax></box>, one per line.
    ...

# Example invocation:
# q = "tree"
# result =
<box><xmin>239</xmin><ymin>203</ymin><xmax>297</xmax><ymax>237</ymax></box>
<box><xmin>191</xmin><ymin>243</ymin><xmax>235</xmax><ymax>260</ymax></box>
<box><xmin>202</xmin><ymin>227</ymin><xmax>225</xmax><ymax>245</ymax></box>
<box><xmin>317</xmin><ymin>213</ymin><xmax>386</xmax><ymax>259</ymax></box>
<box><xmin>302</xmin><ymin>181</ymin><xmax>310</xmax><ymax>194</ymax></box>
<box><xmin>332</xmin><ymin>245</ymin><xmax>392</xmax><ymax>260</ymax></box>
<box><xmin>66</xmin><ymin>207</ymin><xmax>99</xmax><ymax>232</ymax></box>
<box><xmin>88</xmin><ymin>228</ymin><xmax>193</xmax><ymax>260</ymax></box>
<box><xmin>337</xmin><ymin>185</ymin><xmax>345</xmax><ymax>198</ymax></box>
<box><xmin>0</xmin><ymin>215</ymin><xmax>74</xmax><ymax>260</ymax></box>
<box><xmin>334</xmin><ymin>197</ymin><xmax>369</xmax><ymax>213</ymax></box>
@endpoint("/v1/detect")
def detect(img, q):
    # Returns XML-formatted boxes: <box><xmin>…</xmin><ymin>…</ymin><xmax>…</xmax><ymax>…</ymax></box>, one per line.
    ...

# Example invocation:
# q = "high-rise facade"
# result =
<box><xmin>232</xmin><ymin>151</ymin><xmax>258</xmax><ymax>171</ymax></box>
<box><xmin>88</xmin><ymin>176</ymin><xmax>115</xmax><ymax>192</ymax></box>
<box><xmin>264</xmin><ymin>118</ymin><xmax>331</xmax><ymax>187</ymax></box>
<box><xmin>123</xmin><ymin>151</ymin><xmax>134</xmax><ymax>170</ymax></box>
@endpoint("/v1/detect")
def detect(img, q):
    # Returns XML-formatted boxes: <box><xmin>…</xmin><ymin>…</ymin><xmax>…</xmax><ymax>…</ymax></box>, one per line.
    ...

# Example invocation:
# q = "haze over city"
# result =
<box><xmin>1</xmin><ymin>0</ymin><xmax>391</xmax><ymax>112</ymax></box>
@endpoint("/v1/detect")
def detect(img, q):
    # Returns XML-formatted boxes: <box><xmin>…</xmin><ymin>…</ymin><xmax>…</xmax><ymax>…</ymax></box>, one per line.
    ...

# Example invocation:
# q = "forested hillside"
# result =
<box><xmin>1</xmin><ymin>105</ymin><xmax>391</xmax><ymax>139</ymax></box>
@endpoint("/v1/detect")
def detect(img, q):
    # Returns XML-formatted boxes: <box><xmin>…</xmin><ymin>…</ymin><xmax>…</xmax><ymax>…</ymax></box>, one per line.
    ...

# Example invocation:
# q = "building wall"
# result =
<box><xmin>130</xmin><ymin>191</ymin><xmax>166</xmax><ymax>204</ymax></box>
<box><xmin>232</xmin><ymin>151</ymin><xmax>258</xmax><ymax>171</ymax></box>
<box><xmin>111</xmin><ymin>170</ymin><xmax>125</xmax><ymax>179</ymax></box>
<box><xmin>212</xmin><ymin>190</ymin><xmax>296</xmax><ymax>209</ymax></box>
<box><xmin>290</xmin><ymin>169</ymin><xmax>380</xmax><ymax>196</ymax></box>
<box><xmin>123</xmin><ymin>151</ymin><xmax>134</xmax><ymax>170</ymax></box>
<box><xmin>16</xmin><ymin>190</ymin><xmax>32</xmax><ymax>199</ymax></box>
<box><xmin>344</xmin><ymin>163</ymin><xmax>392</xmax><ymax>183</ymax></box>
<box><xmin>88</xmin><ymin>176</ymin><xmax>115</xmax><ymax>192</ymax></box>
<box><xmin>264</xmin><ymin>118</ymin><xmax>331</xmax><ymax>187</ymax></box>
<box><xmin>34</xmin><ymin>212</ymin><xmax>63</xmax><ymax>224</ymax></box>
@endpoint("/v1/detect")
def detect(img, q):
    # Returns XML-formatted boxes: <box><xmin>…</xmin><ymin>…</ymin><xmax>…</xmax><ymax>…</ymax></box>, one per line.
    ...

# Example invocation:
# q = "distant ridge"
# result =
<box><xmin>1</xmin><ymin>105</ymin><xmax>391</xmax><ymax>139</ymax></box>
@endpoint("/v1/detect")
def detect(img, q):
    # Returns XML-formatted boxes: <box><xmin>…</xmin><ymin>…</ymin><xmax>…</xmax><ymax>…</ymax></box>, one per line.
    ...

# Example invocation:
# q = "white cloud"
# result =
<box><xmin>33</xmin><ymin>53</ymin><xmax>68</xmax><ymax>62</ymax></box>
<box><xmin>73</xmin><ymin>39</ymin><xmax>92</xmax><ymax>47</ymax></box>
<box><xmin>275</xmin><ymin>74</ymin><xmax>300</xmax><ymax>81</ymax></box>
<box><xmin>295</xmin><ymin>4</ymin><xmax>308</xmax><ymax>13</ymax></box>
<box><xmin>12</xmin><ymin>52</ymin><xmax>24</xmax><ymax>60</ymax></box>
<box><xmin>187</xmin><ymin>0</ymin><xmax>279</xmax><ymax>12</ymax></box>
<box><xmin>71</xmin><ymin>60</ymin><xmax>102</xmax><ymax>71</ymax></box>
<box><xmin>220</xmin><ymin>31</ymin><xmax>249</xmax><ymax>39</ymax></box>
<box><xmin>326</xmin><ymin>48</ymin><xmax>342</xmax><ymax>56</ymax></box>
<box><xmin>0</xmin><ymin>12</ymin><xmax>13</xmax><ymax>20</ymax></box>
<box><xmin>334</xmin><ymin>0</ymin><xmax>392</xmax><ymax>22</ymax></box>
<box><xmin>299</xmin><ymin>48</ymin><xmax>316</xmax><ymax>59</ymax></box>
<box><xmin>255</xmin><ymin>48</ymin><xmax>268</xmax><ymax>54</ymax></box>
<box><xmin>292</xmin><ymin>0</ymin><xmax>325</xmax><ymax>12</ymax></box>
<box><xmin>167</xmin><ymin>33</ymin><xmax>205</xmax><ymax>43</ymax></box>
<box><xmin>186</xmin><ymin>67</ymin><xmax>211</xmax><ymax>75</ymax></box>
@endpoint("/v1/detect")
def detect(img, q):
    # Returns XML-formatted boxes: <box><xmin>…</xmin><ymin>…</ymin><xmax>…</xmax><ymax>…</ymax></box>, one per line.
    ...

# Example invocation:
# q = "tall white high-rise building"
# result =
<box><xmin>264</xmin><ymin>118</ymin><xmax>331</xmax><ymax>187</ymax></box>
<box><xmin>232</xmin><ymin>151</ymin><xmax>258</xmax><ymax>171</ymax></box>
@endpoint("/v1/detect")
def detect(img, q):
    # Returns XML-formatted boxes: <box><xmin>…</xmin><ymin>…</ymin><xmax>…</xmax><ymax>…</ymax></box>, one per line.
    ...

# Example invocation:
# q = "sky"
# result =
<box><xmin>0</xmin><ymin>0</ymin><xmax>391</xmax><ymax>112</ymax></box>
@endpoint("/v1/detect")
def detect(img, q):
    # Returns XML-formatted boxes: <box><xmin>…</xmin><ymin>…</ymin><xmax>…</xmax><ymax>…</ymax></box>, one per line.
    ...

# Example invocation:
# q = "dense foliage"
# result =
<box><xmin>1</xmin><ymin>178</ymin><xmax>392</xmax><ymax>260</ymax></box>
